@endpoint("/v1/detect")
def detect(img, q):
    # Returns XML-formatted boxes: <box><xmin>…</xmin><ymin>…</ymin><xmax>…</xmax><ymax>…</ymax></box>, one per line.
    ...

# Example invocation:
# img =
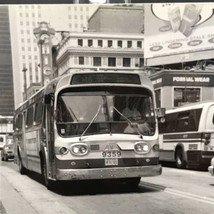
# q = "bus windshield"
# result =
<box><xmin>56</xmin><ymin>91</ymin><xmax>156</xmax><ymax>137</ymax></box>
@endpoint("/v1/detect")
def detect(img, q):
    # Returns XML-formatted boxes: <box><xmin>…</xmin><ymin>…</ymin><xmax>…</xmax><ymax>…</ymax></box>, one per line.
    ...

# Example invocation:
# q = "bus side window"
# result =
<box><xmin>26</xmin><ymin>106</ymin><xmax>34</xmax><ymax>128</ymax></box>
<box><xmin>34</xmin><ymin>102</ymin><xmax>44</xmax><ymax>125</ymax></box>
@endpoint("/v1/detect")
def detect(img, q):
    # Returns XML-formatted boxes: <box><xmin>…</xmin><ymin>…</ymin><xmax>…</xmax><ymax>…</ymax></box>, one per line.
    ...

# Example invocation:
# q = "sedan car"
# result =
<box><xmin>208</xmin><ymin>157</ymin><xmax>214</xmax><ymax>176</ymax></box>
<box><xmin>1</xmin><ymin>143</ymin><xmax>14</xmax><ymax>161</ymax></box>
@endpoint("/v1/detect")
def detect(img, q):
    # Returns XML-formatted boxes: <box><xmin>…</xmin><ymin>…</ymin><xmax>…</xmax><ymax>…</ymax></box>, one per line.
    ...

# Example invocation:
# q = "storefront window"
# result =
<box><xmin>155</xmin><ymin>89</ymin><xmax>161</xmax><ymax>108</ymax></box>
<box><xmin>174</xmin><ymin>88</ymin><xmax>200</xmax><ymax>107</ymax></box>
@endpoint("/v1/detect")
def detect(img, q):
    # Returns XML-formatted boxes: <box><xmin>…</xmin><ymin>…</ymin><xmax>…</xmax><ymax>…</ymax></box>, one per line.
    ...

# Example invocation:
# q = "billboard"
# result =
<box><xmin>144</xmin><ymin>3</ymin><xmax>214</xmax><ymax>65</ymax></box>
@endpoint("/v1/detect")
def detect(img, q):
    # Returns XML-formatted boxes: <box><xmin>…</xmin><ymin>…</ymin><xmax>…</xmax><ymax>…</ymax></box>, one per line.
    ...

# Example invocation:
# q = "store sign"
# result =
<box><xmin>151</xmin><ymin>72</ymin><xmax>214</xmax><ymax>87</ymax></box>
<box><xmin>144</xmin><ymin>3</ymin><xmax>214</xmax><ymax>62</ymax></box>
<box><xmin>173</xmin><ymin>76</ymin><xmax>210</xmax><ymax>83</ymax></box>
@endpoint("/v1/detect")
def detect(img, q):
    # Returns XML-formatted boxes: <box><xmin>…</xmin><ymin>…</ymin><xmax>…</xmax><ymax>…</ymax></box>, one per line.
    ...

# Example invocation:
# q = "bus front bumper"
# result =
<box><xmin>55</xmin><ymin>164</ymin><xmax>162</xmax><ymax>181</ymax></box>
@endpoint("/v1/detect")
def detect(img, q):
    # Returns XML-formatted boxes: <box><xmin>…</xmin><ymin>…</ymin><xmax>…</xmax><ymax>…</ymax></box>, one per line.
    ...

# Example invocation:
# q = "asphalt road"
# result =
<box><xmin>0</xmin><ymin>160</ymin><xmax>214</xmax><ymax>214</ymax></box>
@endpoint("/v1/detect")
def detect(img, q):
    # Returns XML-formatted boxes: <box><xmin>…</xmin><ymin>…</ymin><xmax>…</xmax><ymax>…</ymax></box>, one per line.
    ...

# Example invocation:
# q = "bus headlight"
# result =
<box><xmin>134</xmin><ymin>142</ymin><xmax>150</xmax><ymax>154</ymax></box>
<box><xmin>70</xmin><ymin>143</ymin><xmax>89</xmax><ymax>156</ymax></box>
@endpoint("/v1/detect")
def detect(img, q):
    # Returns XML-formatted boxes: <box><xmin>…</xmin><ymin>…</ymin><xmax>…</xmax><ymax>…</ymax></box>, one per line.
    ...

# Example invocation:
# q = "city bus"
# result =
<box><xmin>159</xmin><ymin>101</ymin><xmax>214</xmax><ymax>169</ymax></box>
<box><xmin>13</xmin><ymin>71</ymin><xmax>164</xmax><ymax>189</ymax></box>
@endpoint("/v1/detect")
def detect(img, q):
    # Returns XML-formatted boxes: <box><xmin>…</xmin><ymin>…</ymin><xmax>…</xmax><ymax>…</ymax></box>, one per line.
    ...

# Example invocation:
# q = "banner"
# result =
<box><xmin>144</xmin><ymin>3</ymin><xmax>214</xmax><ymax>60</ymax></box>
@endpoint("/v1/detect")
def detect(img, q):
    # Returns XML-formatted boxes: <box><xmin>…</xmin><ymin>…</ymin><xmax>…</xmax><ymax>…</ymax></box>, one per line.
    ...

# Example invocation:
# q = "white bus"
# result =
<box><xmin>159</xmin><ymin>101</ymin><xmax>214</xmax><ymax>169</ymax></box>
<box><xmin>13</xmin><ymin>71</ymin><xmax>164</xmax><ymax>189</ymax></box>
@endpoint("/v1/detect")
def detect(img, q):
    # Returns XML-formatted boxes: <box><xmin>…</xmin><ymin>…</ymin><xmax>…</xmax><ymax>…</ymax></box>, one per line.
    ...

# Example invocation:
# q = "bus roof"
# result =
<box><xmin>15</xmin><ymin>70</ymin><xmax>153</xmax><ymax>112</ymax></box>
<box><xmin>45</xmin><ymin>70</ymin><xmax>153</xmax><ymax>94</ymax></box>
<box><xmin>166</xmin><ymin>101</ymin><xmax>214</xmax><ymax>114</ymax></box>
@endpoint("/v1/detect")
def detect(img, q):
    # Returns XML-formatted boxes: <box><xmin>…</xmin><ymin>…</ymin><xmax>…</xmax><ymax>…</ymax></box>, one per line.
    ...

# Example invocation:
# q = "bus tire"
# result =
<box><xmin>126</xmin><ymin>177</ymin><xmax>141</xmax><ymax>187</ymax></box>
<box><xmin>175</xmin><ymin>148</ymin><xmax>186</xmax><ymax>169</ymax></box>
<box><xmin>41</xmin><ymin>157</ymin><xmax>55</xmax><ymax>190</ymax></box>
<box><xmin>120</xmin><ymin>177</ymin><xmax>141</xmax><ymax>188</ymax></box>
<box><xmin>18</xmin><ymin>154</ymin><xmax>27</xmax><ymax>175</ymax></box>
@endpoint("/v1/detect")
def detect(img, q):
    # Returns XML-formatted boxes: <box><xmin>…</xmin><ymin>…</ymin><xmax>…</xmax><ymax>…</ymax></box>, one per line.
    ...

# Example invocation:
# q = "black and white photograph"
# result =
<box><xmin>0</xmin><ymin>1</ymin><xmax>214</xmax><ymax>214</ymax></box>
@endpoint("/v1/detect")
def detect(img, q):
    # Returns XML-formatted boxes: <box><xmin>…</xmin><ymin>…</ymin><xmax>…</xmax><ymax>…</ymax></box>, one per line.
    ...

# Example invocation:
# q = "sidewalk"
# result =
<box><xmin>0</xmin><ymin>164</ymin><xmax>77</xmax><ymax>214</ymax></box>
<box><xmin>0</xmin><ymin>167</ymin><xmax>38</xmax><ymax>214</ymax></box>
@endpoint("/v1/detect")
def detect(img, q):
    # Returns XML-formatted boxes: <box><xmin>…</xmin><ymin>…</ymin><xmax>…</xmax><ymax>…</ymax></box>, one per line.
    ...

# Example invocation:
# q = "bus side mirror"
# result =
<box><xmin>156</xmin><ymin>108</ymin><xmax>166</xmax><ymax>123</ymax></box>
<box><xmin>44</xmin><ymin>94</ymin><xmax>52</xmax><ymax>104</ymax></box>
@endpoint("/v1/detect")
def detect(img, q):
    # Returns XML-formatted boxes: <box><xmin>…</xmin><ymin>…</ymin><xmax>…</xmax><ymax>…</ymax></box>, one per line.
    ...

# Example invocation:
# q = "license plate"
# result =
<box><xmin>105</xmin><ymin>159</ymin><xmax>118</xmax><ymax>166</ymax></box>
<box><xmin>102</xmin><ymin>151</ymin><xmax>121</xmax><ymax>158</ymax></box>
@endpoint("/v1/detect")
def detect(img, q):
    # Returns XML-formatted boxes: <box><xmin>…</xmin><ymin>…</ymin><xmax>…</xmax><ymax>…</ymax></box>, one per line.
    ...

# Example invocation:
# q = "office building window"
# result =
<box><xmin>127</xmin><ymin>41</ymin><xmax>132</xmax><ymax>48</ymax></box>
<box><xmin>93</xmin><ymin>57</ymin><xmax>101</xmax><ymax>66</ymax></box>
<box><xmin>140</xmin><ymin>58</ymin><xmax>144</xmax><ymax>67</ymax></box>
<box><xmin>98</xmin><ymin>40</ymin><xmax>103</xmax><ymax>47</ymax></box>
<box><xmin>137</xmin><ymin>41</ymin><xmax>142</xmax><ymax>48</ymax></box>
<box><xmin>78</xmin><ymin>39</ymin><xmax>83</xmax><ymax>46</ymax></box>
<box><xmin>108</xmin><ymin>57</ymin><xmax>116</xmax><ymax>67</ymax></box>
<box><xmin>108</xmin><ymin>40</ymin><xmax>112</xmax><ymax>47</ymax></box>
<box><xmin>123</xmin><ymin>58</ymin><xmax>131</xmax><ymax>67</ymax></box>
<box><xmin>118</xmin><ymin>40</ymin><xmax>122</xmax><ymax>48</ymax></box>
<box><xmin>88</xmin><ymin>39</ymin><xmax>93</xmax><ymax>47</ymax></box>
<box><xmin>79</xmin><ymin>56</ymin><xmax>84</xmax><ymax>65</ymax></box>
<box><xmin>174</xmin><ymin>88</ymin><xmax>200</xmax><ymax>107</ymax></box>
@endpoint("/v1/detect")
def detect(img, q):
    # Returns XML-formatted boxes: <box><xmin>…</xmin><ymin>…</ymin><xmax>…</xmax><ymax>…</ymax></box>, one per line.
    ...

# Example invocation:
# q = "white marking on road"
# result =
<box><xmin>165</xmin><ymin>188</ymin><xmax>214</xmax><ymax>205</ymax></box>
<box><xmin>141</xmin><ymin>181</ymin><xmax>214</xmax><ymax>206</ymax></box>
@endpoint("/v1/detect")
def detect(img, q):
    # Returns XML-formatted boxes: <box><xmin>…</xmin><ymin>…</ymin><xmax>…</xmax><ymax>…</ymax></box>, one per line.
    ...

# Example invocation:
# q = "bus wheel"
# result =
<box><xmin>41</xmin><ymin>158</ymin><xmax>54</xmax><ymax>190</ymax></box>
<box><xmin>175</xmin><ymin>148</ymin><xmax>186</xmax><ymax>169</ymax></box>
<box><xmin>18</xmin><ymin>155</ymin><xmax>27</xmax><ymax>175</ymax></box>
<box><xmin>121</xmin><ymin>177</ymin><xmax>141</xmax><ymax>188</ymax></box>
<box><xmin>127</xmin><ymin>177</ymin><xmax>141</xmax><ymax>187</ymax></box>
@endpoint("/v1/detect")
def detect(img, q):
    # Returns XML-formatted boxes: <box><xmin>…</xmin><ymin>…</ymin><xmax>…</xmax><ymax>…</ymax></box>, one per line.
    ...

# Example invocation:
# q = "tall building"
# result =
<box><xmin>9</xmin><ymin>4</ymin><xmax>98</xmax><ymax>108</ymax></box>
<box><xmin>0</xmin><ymin>6</ymin><xmax>14</xmax><ymax>116</ymax></box>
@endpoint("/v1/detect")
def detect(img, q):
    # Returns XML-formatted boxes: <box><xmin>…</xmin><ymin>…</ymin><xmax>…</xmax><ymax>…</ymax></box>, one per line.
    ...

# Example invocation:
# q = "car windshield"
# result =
<box><xmin>56</xmin><ymin>90</ymin><xmax>156</xmax><ymax>137</ymax></box>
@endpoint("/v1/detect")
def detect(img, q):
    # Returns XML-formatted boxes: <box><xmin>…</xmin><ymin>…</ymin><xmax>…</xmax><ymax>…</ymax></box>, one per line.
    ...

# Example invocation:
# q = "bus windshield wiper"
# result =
<box><xmin>79</xmin><ymin>104</ymin><xmax>102</xmax><ymax>141</ymax></box>
<box><xmin>112</xmin><ymin>106</ymin><xmax>143</xmax><ymax>138</ymax></box>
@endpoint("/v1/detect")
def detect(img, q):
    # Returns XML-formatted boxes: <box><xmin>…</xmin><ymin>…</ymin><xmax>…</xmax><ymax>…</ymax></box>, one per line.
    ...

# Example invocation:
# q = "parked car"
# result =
<box><xmin>1</xmin><ymin>143</ymin><xmax>14</xmax><ymax>161</ymax></box>
<box><xmin>0</xmin><ymin>135</ymin><xmax>6</xmax><ymax>150</ymax></box>
<box><xmin>208</xmin><ymin>157</ymin><xmax>214</xmax><ymax>176</ymax></box>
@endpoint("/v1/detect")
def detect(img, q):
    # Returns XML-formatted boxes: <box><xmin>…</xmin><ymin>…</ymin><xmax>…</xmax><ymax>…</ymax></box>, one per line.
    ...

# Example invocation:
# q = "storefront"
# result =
<box><xmin>150</xmin><ymin>70</ymin><xmax>214</xmax><ymax>109</ymax></box>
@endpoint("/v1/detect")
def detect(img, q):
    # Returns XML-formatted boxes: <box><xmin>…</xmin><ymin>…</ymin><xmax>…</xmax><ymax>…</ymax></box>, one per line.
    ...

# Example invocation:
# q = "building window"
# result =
<box><xmin>108</xmin><ymin>57</ymin><xmax>116</xmax><ymax>67</ymax></box>
<box><xmin>123</xmin><ymin>58</ymin><xmax>131</xmax><ymax>67</ymax></box>
<box><xmin>127</xmin><ymin>41</ymin><xmax>132</xmax><ymax>48</ymax></box>
<box><xmin>118</xmin><ymin>40</ymin><xmax>122</xmax><ymax>48</ymax></box>
<box><xmin>78</xmin><ymin>39</ymin><xmax>83</xmax><ymax>46</ymax></box>
<box><xmin>108</xmin><ymin>40</ymin><xmax>112</xmax><ymax>47</ymax></box>
<box><xmin>79</xmin><ymin>56</ymin><xmax>84</xmax><ymax>65</ymax></box>
<box><xmin>137</xmin><ymin>41</ymin><xmax>142</xmax><ymax>48</ymax></box>
<box><xmin>140</xmin><ymin>58</ymin><xmax>144</xmax><ymax>67</ymax></box>
<box><xmin>93</xmin><ymin>57</ymin><xmax>101</xmax><ymax>66</ymax></box>
<box><xmin>174</xmin><ymin>88</ymin><xmax>200</xmax><ymax>107</ymax></box>
<box><xmin>88</xmin><ymin>39</ymin><xmax>93</xmax><ymax>47</ymax></box>
<box><xmin>98</xmin><ymin>40</ymin><xmax>103</xmax><ymax>47</ymax></box>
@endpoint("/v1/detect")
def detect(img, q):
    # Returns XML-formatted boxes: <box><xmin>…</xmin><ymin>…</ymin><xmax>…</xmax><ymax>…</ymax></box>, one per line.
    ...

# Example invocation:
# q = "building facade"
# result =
<box><xmin>9</xmin><ymin>4</ymin><xmax>98</xmax><ymax>108</ymax></box>
<box><xmin>56</xmin><ymin>32</ymin><xmax>144</xmax><ymax>75</ymax></box>
<box><xmin>150</xmin><ymin>70</ymin><xmax>214</xmax><ymax>110</ymax></box>
<box><xmin>0</xmin><ymin>6</ymin><xmax>14</xmax><ymax>116</ymax></box>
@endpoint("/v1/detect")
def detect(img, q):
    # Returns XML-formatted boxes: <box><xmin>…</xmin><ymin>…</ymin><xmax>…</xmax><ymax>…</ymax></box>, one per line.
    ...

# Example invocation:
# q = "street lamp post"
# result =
<box><xmin>22</xmin><ymin>67</ymin><xmax>27</xmax><ymax>101</ymax></box>
<box><xmin>38</xmin><ymin>39</ymin><xmax>45</xmax><ymax>87</ymax></box>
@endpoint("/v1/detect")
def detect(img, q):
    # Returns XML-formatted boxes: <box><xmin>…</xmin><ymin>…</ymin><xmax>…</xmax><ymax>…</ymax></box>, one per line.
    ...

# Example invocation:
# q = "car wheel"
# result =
<box><xmin>175</xmin><ymin>148</ymin><xmax>186</xmax><ymax>169</ymax></box>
